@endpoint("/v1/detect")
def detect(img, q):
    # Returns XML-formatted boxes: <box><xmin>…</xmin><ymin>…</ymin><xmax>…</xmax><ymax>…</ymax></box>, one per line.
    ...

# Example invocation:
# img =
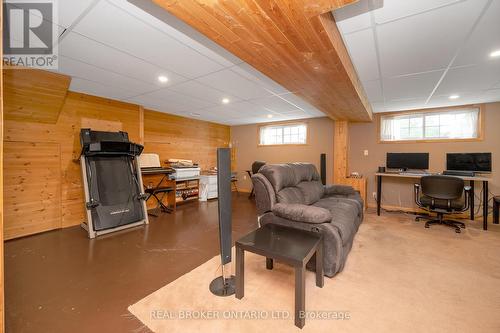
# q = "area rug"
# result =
<box><xmin>128</xmin><ymin>212</ymin><xmax>500</xmax><ymax>332</ymax></box>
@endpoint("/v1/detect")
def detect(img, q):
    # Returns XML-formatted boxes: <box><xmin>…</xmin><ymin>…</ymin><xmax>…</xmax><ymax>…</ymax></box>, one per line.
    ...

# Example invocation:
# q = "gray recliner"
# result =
<box><xmin>252</xmin><ymin>163</ymin><xmax>363</xmax><ymax>277</ymax></box>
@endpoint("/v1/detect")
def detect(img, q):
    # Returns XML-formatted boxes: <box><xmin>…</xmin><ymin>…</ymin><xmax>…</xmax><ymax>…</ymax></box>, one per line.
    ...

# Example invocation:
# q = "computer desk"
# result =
<box><xmin>375</xmin><ymin>172</ymin><xmax>491</xmax><ymax>230</ymax></box>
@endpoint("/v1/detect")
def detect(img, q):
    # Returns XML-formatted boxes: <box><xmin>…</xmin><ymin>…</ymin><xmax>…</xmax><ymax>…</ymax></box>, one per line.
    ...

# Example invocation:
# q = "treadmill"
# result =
<box><xmin>79</xmin><ymin>129</ymin><xmax>148</xmax><ymax>238</ymax></box>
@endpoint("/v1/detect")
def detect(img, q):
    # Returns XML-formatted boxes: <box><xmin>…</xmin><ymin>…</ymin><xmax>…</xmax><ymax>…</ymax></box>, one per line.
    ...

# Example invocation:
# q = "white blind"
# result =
<box><xmin>259</xmin><ymin>123</ymin><xmax>307</xmax><ymax>145</ymax></box>
<box><xmin>380</xmin><ymin>108</ymin><xmax>480</xmax><ymax>142</ymax></box>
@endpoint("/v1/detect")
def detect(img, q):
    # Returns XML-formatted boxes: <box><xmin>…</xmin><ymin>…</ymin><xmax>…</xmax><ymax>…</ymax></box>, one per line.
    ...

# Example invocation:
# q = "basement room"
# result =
<box><xmin>0</xmin><ymin>0</ymin><xmax>499</xmax><ymax>332</ymax></box>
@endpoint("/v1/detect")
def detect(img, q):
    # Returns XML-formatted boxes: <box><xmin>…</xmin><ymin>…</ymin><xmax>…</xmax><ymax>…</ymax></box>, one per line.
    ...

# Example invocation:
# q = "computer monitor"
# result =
<box><xmin>386</xmin><ymin>153</ymin><xmax>429</xmax><ymax>170</ymax></box>
<box><xmin>446</xmin><ymin>153</ymin><xmax>492</xmax><ymax>173</ymax></box>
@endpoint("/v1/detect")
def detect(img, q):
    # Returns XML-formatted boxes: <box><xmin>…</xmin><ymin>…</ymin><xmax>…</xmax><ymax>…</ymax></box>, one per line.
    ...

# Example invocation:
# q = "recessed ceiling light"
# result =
<box><xmin>222</xmin><ymin>98</ymin><xmax>230</xmax><ymax>104</ymax></box>
<box><xmin>267</xmin><ymin>114</ymin><xmax>273</xmax><ymax>119</ymax></box>
<box><xmin>449</xmin><ymin>94</ymin><xmax>460</xmax><ymax>100</ymax></box>
<box><xmin>489</xmin><ymin>49</ymin><xmax>500</xmax><ymax>58</ymax></box>
<box><xmin>158</xmin><ymin>75</ymin><xmax>168</xmax><ymax>83</ymax></box>
<box><xmin>190</xmin><ymin>112</ymin><xmax>201</xmax><ymax>117</ymax></box>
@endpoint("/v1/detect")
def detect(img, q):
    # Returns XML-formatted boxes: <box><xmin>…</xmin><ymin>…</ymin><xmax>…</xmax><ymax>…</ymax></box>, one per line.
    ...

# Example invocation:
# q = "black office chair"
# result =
<box><xmin>246</xmin><ymin>161</ymin><xmax>266</xmax><ymax>198</ymax></box>
<box><xmin>414</xmin><ymin>175</ymin><xmax>471</xmax><ymax>233</ymax></box>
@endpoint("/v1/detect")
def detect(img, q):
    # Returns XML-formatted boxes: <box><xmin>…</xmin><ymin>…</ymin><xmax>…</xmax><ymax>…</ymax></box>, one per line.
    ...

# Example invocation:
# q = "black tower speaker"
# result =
<box><xmin>209</xmin><ymin>148</ymin><xmax>235</xmax><ymax>296</ymax></box>
<box><xmin>320</xmin><ymin>153</ymin><xmax>327</xmax><ymax>185</ymax></box>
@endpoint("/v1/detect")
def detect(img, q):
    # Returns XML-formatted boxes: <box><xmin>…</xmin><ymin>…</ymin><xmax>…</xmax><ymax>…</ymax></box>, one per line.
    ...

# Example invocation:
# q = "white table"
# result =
<box><xmin>375</xmin><ymin>172</ymin><xmax>491</xmax><ymax>230</ymax></box>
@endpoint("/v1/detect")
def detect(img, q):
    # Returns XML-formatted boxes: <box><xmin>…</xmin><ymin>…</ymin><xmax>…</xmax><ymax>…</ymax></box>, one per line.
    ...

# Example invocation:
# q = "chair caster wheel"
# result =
<box><xmin>460</xmin><ymin>225</ymin><xmax>465</xmax><ymax>229</ymax></box>
<box><xmin>455</xmin><ymin>229</ymin><xmax>461</xmax><ymax>233</ymax></box>
<box><xmin>425</xmin><ymin>225</ymin><xmax>429</xmax><ymax>228</ymax></box>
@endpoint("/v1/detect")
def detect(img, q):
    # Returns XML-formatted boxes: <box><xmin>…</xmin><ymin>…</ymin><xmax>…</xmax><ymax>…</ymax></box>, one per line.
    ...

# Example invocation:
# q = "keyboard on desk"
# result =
<box><xmin>398</xmin><ymin>171</ymin><xmax>432</xmax><ymax>176</ymax></box>
<box><xmin>140</xmin><ymin>167</ymin><xmax>174</xmax><ymax>175</ymax></box>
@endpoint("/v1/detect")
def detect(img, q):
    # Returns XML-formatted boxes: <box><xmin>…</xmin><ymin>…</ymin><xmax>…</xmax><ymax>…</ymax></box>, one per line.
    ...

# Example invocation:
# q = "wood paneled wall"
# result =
<box><xmin>3</xmin><ymin>69</ymin><xmax>229</xmax><ymax>239</ymax></box>
<box><xmin>144</xmin><ymin>110</ymin><xmax>230</xmax><ymax>170</ymax></box>
<box><xmin>1</xmin><ymin>3</ymin><xmax>5</xmax><ymax>329</ymax></box>
<box><xmin>3</xmin><ymin>69</ymin><xmax>70</xmax><ymax>123</ymax></box>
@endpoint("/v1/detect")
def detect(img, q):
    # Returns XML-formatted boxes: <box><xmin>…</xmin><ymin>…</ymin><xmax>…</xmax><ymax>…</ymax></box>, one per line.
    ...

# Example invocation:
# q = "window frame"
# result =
<box><xmin>257</xmin><ymin>121</ymin><xmax>309</xmax><ymax>147</ymax></box>
<box><xmin>376</xmin><ymin>104</ymin><xmax>484</xmax><ymax>144</ymax></box>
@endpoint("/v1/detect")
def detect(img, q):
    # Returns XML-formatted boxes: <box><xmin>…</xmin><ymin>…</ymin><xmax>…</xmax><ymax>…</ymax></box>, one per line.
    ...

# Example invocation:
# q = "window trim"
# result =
<box><xmin>257</xmin><ymin>120</ymin><xmax>309</xmax><ymax>147</ymax></box>
<box><xmin>376</xmin><ymin>104</ymin><xmax>484</xmax><ymax>144</ymax></box>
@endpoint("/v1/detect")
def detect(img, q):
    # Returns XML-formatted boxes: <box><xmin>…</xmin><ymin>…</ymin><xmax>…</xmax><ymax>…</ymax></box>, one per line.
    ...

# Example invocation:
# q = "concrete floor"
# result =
<box><xmin>5</xmin><ymin>194</ymin><xmax>258</xmax><ymax>333</ymax></box>
<box><xmin>6</xmin><ymin>195</ymin><xmax>500</xmax><ymax>332</ymax></box>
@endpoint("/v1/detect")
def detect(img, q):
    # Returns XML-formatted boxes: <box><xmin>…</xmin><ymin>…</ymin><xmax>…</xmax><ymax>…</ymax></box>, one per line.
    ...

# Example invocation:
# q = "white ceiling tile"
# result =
<box><xmin>277</xmin><ymin>93</ymin><xmax>320</xmax><ymax>111</ymax></box>
<box><xmin>480</xmin><ymin>88</ymin><xmax>500</xmax><ymax>102</ymax></box>
<box><xmin>373</xmin><ymin>0</ymin><xmax>462</xmax><ymax>24</ymax></box>
<box><xmin>131</xmin><ymin>89</ymin><xmax>215</xmax><ymax>113</ymax></box>
<box><xmin>59</xmin><ymin>32</ymin><xmax>187</xmax><ymax>87</ymax></box>
<box><xmin>17</xmin><ymin>0</ymin><xmax>96</xmax><ymax>29</ymax></box>
<box><xmin>231</xmin><ymin>63</ymin><xmax>290</xmax><ymax>95</ymax></box>
<box><xmin>55</xmin><ymin>0</ymin><xmax>97</xmax><ymax>28</ymax></box>
<box><xmin>383</xmin><ymin>98</ymin><xmax>428</xmax><ymax>112</ymax></box>
<box><xmin>427</xmin><ymin>91</ymin><xmax>485</xmax><ymax>108</ymax></box>
<box><xmin>106</xmin><ymin>0</ymin><xmax>241</xmax><ymax>68</ymax></box>
<box><xmin>333</xmin><ymin>0</ymin><xmax>373</xmax><ymax>34</ymax></box>
<box><xmin>204</xmin><ymin>101</ymin><xmax>272</xmax><ymax>119</ymax></box>
<box><xmin>435</xmin><ymin>63</ymin><xmax>500</xmax><ymax>96</ymax></box>
<box><xmin>73</xmin><ymin>0</ymin><xmax>224</xmax><ymax>79</ymax></box>
<box><xmin>377</xmin><ymin>0</ymin><xmax>488</xmax><ymax>77</ymax></box>
<box><xmin>362</xmin><ymin>80</ymin><xmax>383</xmax><ymax>102</ymax></box>
<box><xmin>371</xmin><ymin>102</ymin><xmax>386</xmax><ymax>113</ymax></box>
<box><xmin>454</xmin><ymin>0</ymin><xmax>500</xmax><ymax>66</ymax></box>
<box><xmin>250</xmin><ymin>96</ymin><xmax>300</xmax><ymax>113</ymax></box>
<box><xmin>343</xmin><ymin>28</ymin><xmax>379</xmax><ymax>81</ymax></box>
<box><xmin>59</xmin><ymin>56</ymin><xmax>157</xmax><ymax>97</ymax></box>
<box><xmin>69</xmin><ymin>77</ymin><xmax>132</xmax><ymax>100</ymax></box>
<box><xmin>196</xmin><ymin>69</ymin><xmax>274</xmax><ymax>100</ymax></box>
<box><xmin>384</xmin><ymin>70</ymin><xmax>443</xmax><ymax>101</ymax></box>
<box><xmin>168</xmin><ymin>80</ymin><xmax>240</xmax><ymax>105</ymax></box>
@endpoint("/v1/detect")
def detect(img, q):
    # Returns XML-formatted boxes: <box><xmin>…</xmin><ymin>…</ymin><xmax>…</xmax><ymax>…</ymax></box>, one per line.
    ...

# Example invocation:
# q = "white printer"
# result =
<box><xmin>167</xmin><ymin>159</ymin><xmax>201</xmax><ymax>179</ymax></box>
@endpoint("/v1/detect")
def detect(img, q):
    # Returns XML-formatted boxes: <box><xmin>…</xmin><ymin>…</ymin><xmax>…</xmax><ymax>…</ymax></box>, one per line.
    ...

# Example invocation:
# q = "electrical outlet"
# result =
<box><xmin>243</xmin><ymin>175</ymin><xmax>247</xmax><ymax>180</ymax></box>
<box><xmin>364</xmin><ymin>150</ymin><xmax>369</xmax><ymax>156</ymax></box>
<box><xmin>372</xmin><ymin>192</ymin><xmax>377</xmax><ymax>200</ymax></box>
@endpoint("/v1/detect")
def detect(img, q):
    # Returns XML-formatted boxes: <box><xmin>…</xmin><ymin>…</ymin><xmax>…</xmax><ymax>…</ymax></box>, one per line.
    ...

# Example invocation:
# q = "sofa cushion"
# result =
<box><xmin>259</xmin><ymin>164</ymin><xmax>298</xmax><ymax>192</ymax></box>
<box><xmin>324</xmin><ymin>192</ymin><xmax>363</xmax><ymax>215</ymax></box>
<box><xmin>297</xmin><ymin>180</ymin><xmax>324</xmax><ymax>205</ymax></box>
<box><xmin>324</xmin><ymin>184</ymin><xmax>356</xmax><ymax>196</ymax></box>
<box><xmin>276</xmin><ymin>187</ymin><xmax>305</xmax><ymax>204</ymax></box>
<box><xmin>313</xmin><ymin>199</ymin><xmax>359</xmax><ymax>243</ymax></box>
<box><xmin>272</xmin><ymin>203</ymin><xmax>332</xmax><ymax>223</ymax></box>
<box><xmin>290</xmin><ymin>163</ymin><xmax>313</xmax><ymax>182</ymax></box>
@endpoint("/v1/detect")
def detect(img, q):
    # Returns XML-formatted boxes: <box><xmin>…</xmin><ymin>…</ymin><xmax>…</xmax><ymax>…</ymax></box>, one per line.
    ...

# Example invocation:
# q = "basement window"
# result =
<box><xmin>259</xmin><ymin>122</ymin><xmax>308</xmax><ymax>146</ymax></box>
<box><xmin>379</xmin><ymin>107</ymin><xmax>482</xmax><ymax>142</ymax></box>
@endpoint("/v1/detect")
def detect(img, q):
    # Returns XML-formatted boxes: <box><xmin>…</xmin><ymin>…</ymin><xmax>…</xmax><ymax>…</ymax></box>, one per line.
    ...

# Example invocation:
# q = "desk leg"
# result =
<box><xmin>235</xmin><ymin>246</ymin><xmax>244</xmax><ymax>299</ymax></box>
<box><xmin>295</xmin><ymin>265</ymin><xmax>305</xmax><ymax>329</ymax></box>
<box><xmin>483</xmin><ymin>181</ymin><xmax>488</xmax><ymax>230</ymax></box>
<box><xmin>377</xmin><ymin>175</ymin><xmax>382</xmax><ymax>216</ymax></box>
<box><xmin>470</xmin><ymin>181</ymin><xmax>475</xmax><ymax>221</ymax></box>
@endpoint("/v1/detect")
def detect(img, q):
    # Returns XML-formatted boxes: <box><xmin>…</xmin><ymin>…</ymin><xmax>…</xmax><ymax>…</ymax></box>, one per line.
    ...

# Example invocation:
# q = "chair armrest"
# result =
<box><xmin>272</xmin><ymin>203</ymin><xmax>332</xmax><ymax>224</ymax></box>
<box><xmin>324</xmin><ymin>184</ymin><xmax>356</xmax><ymax>196</ymax></box>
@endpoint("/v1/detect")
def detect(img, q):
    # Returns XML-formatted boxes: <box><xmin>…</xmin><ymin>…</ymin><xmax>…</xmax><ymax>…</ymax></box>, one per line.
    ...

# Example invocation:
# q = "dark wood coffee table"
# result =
<box><xmin>235</xmin><ymin>223</ymin><xmax>324</xmax><ymax>329</ymax></box>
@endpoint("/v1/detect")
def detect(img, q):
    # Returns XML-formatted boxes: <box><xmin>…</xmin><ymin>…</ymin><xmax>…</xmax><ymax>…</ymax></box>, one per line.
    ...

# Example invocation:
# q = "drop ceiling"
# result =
<box><xmin>38</xmin><ymin>0</ymin><xmax>325</xmax><ymax>125</ymax></box>
<box><xmin>334</xmin><ymin>0</ymin><xmax>500</xmax><ymax>113</ymax></box>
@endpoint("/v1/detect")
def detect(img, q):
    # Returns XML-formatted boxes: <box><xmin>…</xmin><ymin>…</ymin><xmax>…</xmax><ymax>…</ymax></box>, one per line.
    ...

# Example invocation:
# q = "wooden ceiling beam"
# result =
<box><xmin>152</xmin><ymin>0</ymin><xmax>372</xmax><ymax>121</ymax></box>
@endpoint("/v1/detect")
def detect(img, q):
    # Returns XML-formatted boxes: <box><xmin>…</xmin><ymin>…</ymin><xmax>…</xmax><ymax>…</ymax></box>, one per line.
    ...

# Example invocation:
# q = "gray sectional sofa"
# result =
<box><xmin>251</xmin><ymin>163</ymin><xmax>363</xmax><ymax>277</ymax></box>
